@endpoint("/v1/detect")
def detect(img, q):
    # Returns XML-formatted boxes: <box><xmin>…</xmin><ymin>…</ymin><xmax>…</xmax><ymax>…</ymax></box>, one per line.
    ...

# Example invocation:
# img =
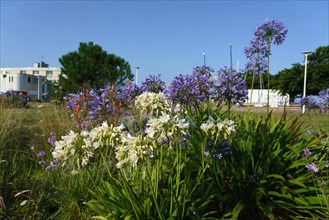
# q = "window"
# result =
<box><xmin>20</xmin><ymin>70</ymin><xmax>26</xmax><ymax>74</ymax></box>
<box><xmin>33</xmin><ymin>70</ymin><xmax>39</xmax><ymax>75</ymax></box>
<box><xmin>46</xmin><ymin>71</ymin><xmax>52</xmax><ymax>76</ymax></box>
<box><xmin>28</xmin><ymin>77</ymin><xmax>31</xmax><ymax>83</ymax></box>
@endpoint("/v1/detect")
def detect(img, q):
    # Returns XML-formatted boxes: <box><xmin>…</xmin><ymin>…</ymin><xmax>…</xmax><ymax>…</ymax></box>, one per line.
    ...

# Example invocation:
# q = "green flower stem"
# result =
<box><xmin>249</xmin><ymin>53</ymin><xmax>259</xmax><ymax>111</ymax></box>
<box><xmin>267</xmin><ymin>36</ymin><xmax>271</xmax><ymax>114</ymax></box>
<box><xmin>146</xmin><ymin>166</ymin><xmax>165</xmax><ymax>220</ymax></box>
<box><xmin>120</xmin><ymin>169</ymin><xmax>142</xmax><ymax>219</ymax></box>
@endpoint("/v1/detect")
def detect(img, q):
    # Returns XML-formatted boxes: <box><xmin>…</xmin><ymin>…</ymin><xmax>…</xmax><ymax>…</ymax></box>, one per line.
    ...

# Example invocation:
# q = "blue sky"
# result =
<box><xmin>1</xmin><ymin>0</ymin><xmax>328</xmax><ymax>84</ymax></box>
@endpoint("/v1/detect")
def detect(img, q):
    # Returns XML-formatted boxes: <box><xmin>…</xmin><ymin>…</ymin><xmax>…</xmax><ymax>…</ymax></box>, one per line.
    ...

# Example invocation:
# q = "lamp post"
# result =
<box><xmin>302</xmin><ymin>51</ymin><xmax>311</xmax><ymax>114</ymax></box>
<box><xmin>135</xmin><ymin>66</ymin><xmax>139</xmax><ymax>85</ymax></box>
<box><xmin>203</xmin><ymin>52</ymin><xmax>206</xmax><ymax>66</ymax></box>
<box><xmin>229</xmin><ymin>44</ymin><xmax>233</xmax><ymax>73</ymax></box>
<box><xmin>203</xmin><ymin>53</ymin><xmax>206</xmax><ymax>74</ymax></box>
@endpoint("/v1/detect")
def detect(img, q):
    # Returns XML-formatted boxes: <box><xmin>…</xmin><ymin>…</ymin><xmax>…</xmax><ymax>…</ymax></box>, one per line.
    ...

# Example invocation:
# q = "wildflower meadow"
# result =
<box><xmin>0</xmin><ymin>19</ymin><xmax>328</xmax><ymax>219</ymax></box>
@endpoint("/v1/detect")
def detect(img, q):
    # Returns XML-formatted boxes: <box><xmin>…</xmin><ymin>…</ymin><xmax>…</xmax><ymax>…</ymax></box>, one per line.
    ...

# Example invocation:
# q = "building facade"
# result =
<box><xmin>0</xmin><ymin>62</ymin><xmax>61</xmax><ymax>100</ymax></box>
<box><xmin>246</xmin><ymin>89</ymin><xmax>290</xmax><ymax>107</ymax></box>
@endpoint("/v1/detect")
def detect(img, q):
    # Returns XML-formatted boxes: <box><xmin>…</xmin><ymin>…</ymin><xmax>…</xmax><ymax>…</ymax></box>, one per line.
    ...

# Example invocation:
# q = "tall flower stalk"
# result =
<box><xmin>213</xmin><ymin>67</ymin><xmax>248</xmax><ymax>116</ymax></box>
<box><xmin>245</xmin><ymin>19</ymin><xmax>288</xmax><ymax>113</ymax></box>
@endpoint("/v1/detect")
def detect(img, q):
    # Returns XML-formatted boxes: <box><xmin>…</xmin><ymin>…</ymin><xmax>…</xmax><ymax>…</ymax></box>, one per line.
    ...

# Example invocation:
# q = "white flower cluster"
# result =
<box><xmin>115</xmin><ymin>133</ymin><xmax>148</xmax><ymax>169</ymax></box>
<box><xmin>52</xmin><ymin>122</ymin><xmax>126</xmax><ymax>169</ymax></box>
<box><xmin>200</xmin><ymin>116</ymin><xmax>236</xmax><ymax>139</ymax></box>
<box><xmin>50</xmin><ymin>111</ymin><xmax>191</xmax><ymax>171</ymax></box>
<box><xmin>52</xmin><ymin>130</ymin><xmax>79</xmax><ymax>166</ymax></box>
<box><xmin>135</xmin><ymin>92</ymin><xmax>169</xmax><ymax>116</ymax></box>
<box><xmin>81</xmin><ymin>122</ymin><xmax>125</xmax><ymax>167</ymax></box>
<box><xmin>145</xmin><ymin>112</ymin><xmax>190</xmax><ymax>147</ymax></box>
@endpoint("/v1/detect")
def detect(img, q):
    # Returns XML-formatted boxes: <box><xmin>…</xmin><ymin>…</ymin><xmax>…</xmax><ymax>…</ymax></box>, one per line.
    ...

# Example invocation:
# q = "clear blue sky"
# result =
<box><xmin>1</xmin><ymin>0</ymin><xmax>328</xmax><ymax>84</ymax></box>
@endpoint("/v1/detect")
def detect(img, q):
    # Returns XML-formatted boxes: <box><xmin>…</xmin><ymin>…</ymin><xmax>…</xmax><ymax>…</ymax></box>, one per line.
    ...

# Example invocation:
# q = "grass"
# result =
<box><xmin>0</xmin><ymin>102</ymin><xmax>75</xmax><ymax>218</ymax></box>
<box><xmin>231</xmin><ymin>105</ymin><xmax>329</xmax><ymax>132</ymax></box>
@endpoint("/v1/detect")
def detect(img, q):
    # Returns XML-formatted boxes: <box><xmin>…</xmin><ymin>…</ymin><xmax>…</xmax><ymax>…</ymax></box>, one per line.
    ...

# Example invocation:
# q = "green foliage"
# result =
<box><xmin>217</xmin><ymin>113</ymin><xmax>328</xmax><ymax>219</ymax></box>
<box><xmin>55</xmin><ymin>42</ymin><xmax>133</xmax><ymax>96</ymax></box>
<box><xmin>1</xmin><ymin>101</ymin><xmax>328</xmax><ymax>219</ymax></box>
<box><xmin>273</xmin><ymin>45</ymin><xmax>329</xmax><ymax>97</ymax></box>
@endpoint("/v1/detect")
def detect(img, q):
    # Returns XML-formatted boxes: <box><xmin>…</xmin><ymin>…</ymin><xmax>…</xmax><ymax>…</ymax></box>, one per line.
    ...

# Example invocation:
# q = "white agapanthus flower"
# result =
<box><xmin>135</xmin><ymin>92</ymin><xmax>170</xmax><ymax>115</ymax></box>
<box><xmin>201</xmin><ymin>116</ymin><xmax>236</xmax><ymax>139</ymax></box>
<box><xmin>52</xmin><ymin>130</ymin><xmax>78</xmax><ymax>162</ymax></box>
<box><xmin>144</xmin><ymin>112</ymin><xmax>190</xmax><ymax>147</ymax></box>
<box><xmin>200</xmin><ymin>116</ymin><xmax>216</xmax><ymax>132</ymax></box>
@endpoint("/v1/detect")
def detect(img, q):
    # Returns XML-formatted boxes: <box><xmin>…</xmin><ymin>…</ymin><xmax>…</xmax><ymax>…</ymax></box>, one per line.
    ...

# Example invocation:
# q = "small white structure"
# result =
<box><xmin>0</xmin><ymin>62</ymin><xmax>61</xmax><ymax>100</ymax></box>
<box><xmin>246</xmin><ymin>89</ymin><xmax>289</xmax><ymax>107</ymax></box>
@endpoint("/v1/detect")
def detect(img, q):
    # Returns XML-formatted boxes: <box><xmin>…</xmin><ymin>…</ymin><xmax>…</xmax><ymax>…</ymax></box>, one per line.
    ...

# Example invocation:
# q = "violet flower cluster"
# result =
<box><xmin>319</xmin><ymin>88</ymin><xmax>329</xmax><ymax>111</ymax></box>
<box><xmin>141</xmin><ymin>74</ymin><xmax>166</xmax><ymax>93</ymax></box>
<box><xmin>301</xmin><ymin>89</ymin><xmax>329</xmax><ymax>112</ymax></box>
<box><xmin>244</xmin><ymin>55</ymin><xmax>268</xmax><ymax>75</ymax></box>
<box><xmin>192</xmin><ymin>66</ymin><xmax>214</xmax><ymax>76</ymax></box>
<box><xmin>254</xmin><ymin>19</ymin><xmax>288</xmax><ymax>46</ymax></box>
<box><xmin>244</xmin><ymin>19</ymin><xmax>288</xmax><ymax>75</ymax></box>
<box><xmin>300</xmin><ymin>96</ymin><xmax>320</xmax><ymax>111</ymax></box>
<box><xmin>213</xmin><ymin>67</ymin><xmax>248</xmax><ymax>106</ymax></box>
<box><xmin>66</xmin><ymin>86</ymin><xmax>125</xmax><ymax>130</ymax></box>
<box><xmin>165</xmin><ymin>72</ymin><xmax>213</xmax><ymax>110</ymax></box>
<box><xmin>118</xmin><ymin>82</ymin><xmax>142</xmax><ymax>106</ymax></box>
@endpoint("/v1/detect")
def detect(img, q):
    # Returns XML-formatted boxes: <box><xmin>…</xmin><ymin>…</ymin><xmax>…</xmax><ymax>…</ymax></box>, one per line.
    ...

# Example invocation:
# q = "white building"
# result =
<box><xmin>0</xmin><ymin>62</ymin><xmax>61</xmax><ymax>100</ymax></box>
<box><xmin>246</xmin><ymin>89</ymin><xmax>290</xmax><ymax>107</ymax></box>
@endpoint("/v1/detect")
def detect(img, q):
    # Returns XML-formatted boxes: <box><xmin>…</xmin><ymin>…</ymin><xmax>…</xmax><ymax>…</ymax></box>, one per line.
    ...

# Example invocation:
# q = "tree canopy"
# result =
<box><xmin>272</xmin><ymin>45</ymin><xmax>329</xmax><ymax>97</ymax></box>
<box><xmin>55</xmin><ymin>42</ymin><xmax>133</xmax><ymax>96</ymax></box>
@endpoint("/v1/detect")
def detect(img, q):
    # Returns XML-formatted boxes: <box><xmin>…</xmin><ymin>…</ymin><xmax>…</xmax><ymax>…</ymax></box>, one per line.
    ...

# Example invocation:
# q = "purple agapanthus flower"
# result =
<box><xmin>303</xmin><ymin>148</ymin><xmax>312</xmax><ymax>158</ymax></box>
<box><xmin>141</xmin><ymin>74</ymin><xmax>166</xmax><ymax>93</ymax></box>
<box><xmin>244</xmin><ymin>19</ymin><xmax>288</xmax><ymax>81</ymax></box>
<box><xmin>244</xmin><ymin>38</ymin><xmax>268</xmax><ymax>59</ymax></box>
<box><xmin>37</xmin><ymin>151</ymin><xmax>46</xmax><ymax>158</ymax></box>
<box><xmin>46</xmin><ymin>158</ymin><xmax>59</xmax><ymax>171</ymax></box>
<box><xmin>244</xmin><ymin>55</ymin><xmax>268</xmax><ymax>75</ymax></box>
<box><xmin>254</xmin><ymin>19</ymin><xmax>288</xmax><ymax>46</ymax></box>
<box><xmin>213</xmin><ymin>67</ymin><xmax>248</xmax><ymax>106</ymax></box>
<box><xmin>301</xmin><ymin>96</ymin><xmax>320</xmax><ymax>111</ymax></box>
<box><xmin>165</xmin><ymin>72</ymin><xmax>213</xmax><ymax>109</ymax></box>
<box><xmin>305</xmin><ymin>163</ymin><xmax>319</xmax><ymax>173</ymax></box>
<box><xmin>66</xmin><ymin>85</ymin><xmax>126</xmax><ymax>129</ymax></box>
<box><xmin>48</xmin><ymin>132</ymin><xmax>57</xmax><ymax>146</ymax></box>
<box><xmin>119</xmin><ymin>82</ymin><xmax>142</xmax><ymax>106</ymax></box>
<box><xmin>319</xmin><ymin>88</ymin><xmax>329</xmax><ymax>111</ymax></box>
<box><xmin>193</xmin><ymin>66</ymin><xmax>214</xmax><ymax>76</ymax></box>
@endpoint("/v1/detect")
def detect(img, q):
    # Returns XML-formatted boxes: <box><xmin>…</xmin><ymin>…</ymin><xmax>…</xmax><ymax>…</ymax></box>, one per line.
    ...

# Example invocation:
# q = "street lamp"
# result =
<box><xmin>229</xmin><ymin>44</ymin><xmax>233</xmax><ymax>73</ymax></box>
<box><xmin>203</xmin><ymin>52</ymin><xmax>206</xmax><ymax>66</ymax></box>
<box><xmin>135</xmin><ymin>66</ymin><xmax>140</xmax><ymax>85</ymax></box>
<box><xmin>302</xmin><ymin>51</ymin><xmax>311</xmax><ymax>114</ymax></box>
<box><xmin>203</xmin><ymin>53</ymin><xmax>206</xmax><ymax>74</ymax></box>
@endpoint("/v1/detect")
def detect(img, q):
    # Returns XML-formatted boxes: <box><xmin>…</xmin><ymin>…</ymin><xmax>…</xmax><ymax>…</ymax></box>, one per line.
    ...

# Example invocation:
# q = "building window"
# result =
<box><xmin>28</xmin><ymin>77</ymin><xmax>31</xmax><ymax>83</ymax></box>
<box><xmin>33</xmin><ymin>70</ymin><xmax>39</xmax><ymax>75</ymax></box>
<box><xmin>20</xmin><ymin>70</ymin><xmax>26</xmax><ymax>74</ymax></box>
<box><xmin>46</xmin><ymin>71</ymin><xmax>52</xmax><ymax>76</ymax></box>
